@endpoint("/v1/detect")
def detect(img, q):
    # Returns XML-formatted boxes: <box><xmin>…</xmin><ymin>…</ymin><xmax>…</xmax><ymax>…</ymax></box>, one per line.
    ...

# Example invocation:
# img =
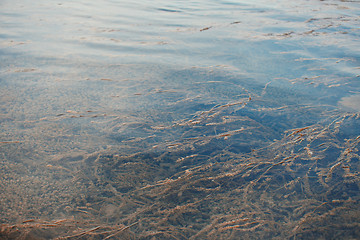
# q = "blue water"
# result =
<box><xmin>1</xmin><ymin>0</ymin><xmax>360</xmax><ymax>239</ymax></box>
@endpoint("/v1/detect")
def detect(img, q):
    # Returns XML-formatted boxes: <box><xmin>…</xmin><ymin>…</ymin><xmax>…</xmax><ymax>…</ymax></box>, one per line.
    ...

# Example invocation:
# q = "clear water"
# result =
<box><xmin>1</xmin><ymin>0</ymin><xmax>360</xmax><ymax>239</ymax></box>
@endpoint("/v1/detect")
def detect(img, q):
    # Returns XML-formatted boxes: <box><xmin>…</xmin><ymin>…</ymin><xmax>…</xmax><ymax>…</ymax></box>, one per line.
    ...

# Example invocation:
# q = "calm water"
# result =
<box><xmin>1</xmin><ymin>0</ymin><xmax>360</xmax><ymax>239</ymax></box>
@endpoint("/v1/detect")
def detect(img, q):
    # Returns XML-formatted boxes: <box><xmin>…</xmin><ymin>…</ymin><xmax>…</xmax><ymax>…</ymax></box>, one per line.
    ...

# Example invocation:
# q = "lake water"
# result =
<box><xmin>1</xmin><ymin>0</ymin><xmax>360</xmax><ymax>239</ymax></box>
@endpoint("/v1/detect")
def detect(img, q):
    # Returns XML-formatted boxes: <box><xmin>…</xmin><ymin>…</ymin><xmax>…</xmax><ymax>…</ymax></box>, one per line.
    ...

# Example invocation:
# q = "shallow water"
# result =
<box><xmin>1</xmin><ymin>0</ymin><xmax>360</xmax><ymax>239</ymax></box>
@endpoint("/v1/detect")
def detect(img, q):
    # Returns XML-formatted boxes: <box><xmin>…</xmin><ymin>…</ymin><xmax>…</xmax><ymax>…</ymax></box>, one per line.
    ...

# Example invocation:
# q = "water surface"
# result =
<box><xmin>1</xmin><ymin>0</ymin><xmax>360</xmax><ymax>239</ymax></box>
